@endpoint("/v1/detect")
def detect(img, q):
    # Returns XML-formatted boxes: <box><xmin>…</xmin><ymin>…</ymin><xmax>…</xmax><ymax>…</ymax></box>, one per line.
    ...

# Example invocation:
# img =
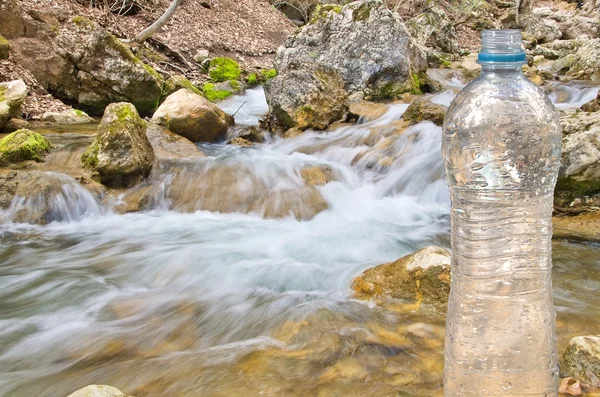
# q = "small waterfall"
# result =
<box><xmin>548</xmin><ymin>82</ymin><xmax>600</xmax><ymax>109</ymax></box>
<box><xmin>1</xmin><ymin>172</ymin><xmax>103</xmax><ymax>224</ymax></box>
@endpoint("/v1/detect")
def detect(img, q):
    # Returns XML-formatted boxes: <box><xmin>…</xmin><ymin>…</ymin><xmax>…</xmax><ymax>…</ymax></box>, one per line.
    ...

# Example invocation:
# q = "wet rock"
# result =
<box><xmin>82</xmin><ymin>103</ymin><xmax>154</xmax><ymax>188</ymax></box>
<box><xmin>406</xmin><ymin>5</ymin><xmax>459</xmax><ymax>58</ymax></box>
<box><xmin>553</xmin><ymin>212</ymin><xmax>600</xmax><ymax>242</ymax></box>
<box><xmin>0</xmin><ymin>169</ymin><xmax>102</xmax><ymax>224</ymax></box>
<box><xmin>266</xmin><ymin>0</ymin><xmax>427</xmax><ymax>129</ymax></box>
<box><xmin>66</xmin><ymin>385</ymin><xmax>133</xmax><ymax>397</ymax></box>
<box><xmin>557</xmin><ymin>110</ymin><xmax>600</xmax><ymax>195</ymax></box>
<box><xmin>581</xmin><ymin>90</ymin><xmax>600</xmax><ymax>112</ymax></box>
<box><xmin>3</xmin><ymin>118</ymin><xmax>29</xmax><ymax>133</ymax></box>
<box><xmin>560</xmin><ymin>335</ymin><xmax>600</xmax><ymax>387</ymax></box>
<box><xmin>351</xmin><ymin>246</ymin><xmax>451</xmax><ymax>310</ymax></box>
<box><xmin>0</xmin><ymin>80</ymin><xmax>28</xmax><ymax>130</ymax></box>
<box><xmin>0</xmin><ymin>33</ymin><xmax>10</xmax><ymax>59</ymax></box>
<box><xmin>41</xmin><ymin>109</ymin><xmax>94</xmax><ymax>125</ymax></box>
<box><xmin>161</xmin><ymin>74</ymin><xmax>203</xmax><ymax>99</ymax></box>
<box><xmin>112</xmin><ymin>184</ymin><xmax>155</xmax><ymax>214</ymax></box>
<box><xmin>0</xmin><ymin>129</ymin><xmax>51</xmax><ymax>164</ymax></box>
<box><xmin>203</xmin><ymin>80</ymin><xmax>244</xmax><ymax>102</ymax></box>
<box><xmin>518</xmin><ymin>14</ymin><xmax>562</xmax><ymax>43</ymax></box>
<box><xmin>403</xmin><ymin>98</ymin><xmax>446</xmax><ymax>126</ymax></box>
<box><xmin>348</xmin><ymin>101</ymin><xmax>389</xmax><ymax>122</ymax></box>
<box><xmin>458</xmin><ymin>53</ymin><xmax>480</xmax><ymax>81</ymax></box>
<box><xmin>145</xmin><ymin>122</ymin><xmax>203</xmax><ymax>160</ymax></box>
<box><xmin>10</xmin><ymin>17</ymin><xmax>162</xmax><ymax>116</ymax></box>
<box><xmin>559</xmin><ymin>377</ymin><xmax>583</xmax><ymax>396</ymax></box>
<box><xmin>265</xmin><ymin>64</ymin><xmax>348</xmax><ymax>130</ymax></box>
<box><xmin>228</xmin><ymin>137</ymin><xmax>254</xmax><ymax>147</ymax></box>
<box><xmin>152</xmin><ymin>89</ymin><xmax>234</xmax><ymax>142</ymax></box>
<box><xmin>300</xmin><ymin>165</ymin><xmax>336</xmax><ymax>186</ymax></box>
<box><xmin>230</xmin><ymin>125</ymin><xmax>264</xmax><ymax>143</ymax></box>
<box><xmin>250</xmin><ymin>185</ymin><xmax>328</xmax><ymax>220</ymax></box>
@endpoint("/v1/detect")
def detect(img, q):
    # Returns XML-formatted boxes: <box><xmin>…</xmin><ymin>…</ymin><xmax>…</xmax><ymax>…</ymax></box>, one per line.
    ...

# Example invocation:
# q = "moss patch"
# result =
<box><xmin>203</xmin><ymin>83</ymin><xmax>233</xmax><ymax>102</ymax></box>
<box><xmin>0</xmin><ymin>34</ymin><xmax>10</xmax><ymax>60</ymax></box>
<box><xmin>208</xmin><ymin>57</ymin><xmax>241</xmax><ymax>82</ymax></box>
<box><xmin>0</xmin><ymin>129</ymin><xmax>51</xmax><ymax>164</ymax></box>
<box><xmin>81</xmin><ymin>140</ymin><xmax>99</xmax><ymax>168</ymax></box>
<box><xmin>246</xmin><ymin>73</ymin><xmax>258</xmax><ymax>86</ymax></box>
<box><xmin>352</xmin><ymin>3</ymin><xmax>372</xmax><ymax>22</ymax></box>
<box><xmin>261</xmin><ymin>69</ymin><xmax>277</xmax><ymax>81</ymax></box>
<box><xmin>72</xmin><ymin>16</ymin><xmax>94</xmax><ymax>29</ymax></box>
<box><xmin>163</xmin><ymin>75</ymin><xmax>202</xmax><ymax>98</ymax></box>
<box><xmin>309</xmin><ymin>4</ymin><xmax>342</xmax><ymax>24</ymax></box>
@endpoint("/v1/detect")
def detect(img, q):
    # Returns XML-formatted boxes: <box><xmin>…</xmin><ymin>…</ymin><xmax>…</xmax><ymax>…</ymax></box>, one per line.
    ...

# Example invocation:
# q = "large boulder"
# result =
<box><xmin>406</xmin><ymin>5</ymin><xmax>460</xmax><ymax>59</ymax></box>
<box><xmin>557</xmin><ymin>110</ymin><xmax>600</xmax><ymax>195</ymax></box>
<box><xmin>351</xmin><ymin>246</ymin><xmax>451</xmax><ymax>310</ymax></box>
<box><xmin>145</xmin><ymin>123</ymin><xmax>204</xmax><ymax>160</ymax></box>
<box><xmin>151</xmin><ymin>89</ymin><xmax>234</xmax><ymax>143</ymax></box>
<box><xmin>41</xmin><ymin>109</ymin><xmax>94</xmax><ymax>125</ymax></box>
<box><xmin>67</xmin><ymin>385</ymin><xmax>133</xmax><ymax>397</ymax></box>
<box><xmin>560</xmin><ymin>335</ymin><xmax>600</xmax><ymax>387</ymax></box>
<box><xmin>0</xmin><ymin>129</ymin><xmax>51</xmax><ymax>164</ymax></box>
<box><xmin>265</xmin><ymin>64</ymin><xmax>348</xmax><ymax>130</ymax></box>
<box><xmin>82</xmin><ymin>103</ymin><xmax>154</xmax><ymax>187</ymax></box>
<box><xmin>266</xmin><ymin>0</ymin><xmax>427</xmax><ymax>130</ymax></box>
<box><xmin>0</xmin><ymin>79</ymin><xmax>28</xmax><ymax>130</ymax></box>
<box><xmin>518</xmin><ymin>14</ymin><xmax>562</xmax><ymax>43</ymax></box>
<box><xmin>9</xmin><ymin>16</ymin><xmax>163</xmax><ymax>116</ymax></box>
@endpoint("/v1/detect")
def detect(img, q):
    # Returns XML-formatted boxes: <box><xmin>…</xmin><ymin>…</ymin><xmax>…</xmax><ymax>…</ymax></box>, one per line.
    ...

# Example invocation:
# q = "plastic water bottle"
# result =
<box><xmin>442</xmin><ymin>30</ymin><xmax>562</xmax><ymax>396</ymax></box>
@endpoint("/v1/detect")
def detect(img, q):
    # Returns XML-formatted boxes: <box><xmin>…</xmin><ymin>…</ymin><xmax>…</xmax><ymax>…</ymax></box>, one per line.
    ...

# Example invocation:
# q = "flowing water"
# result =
<box><xmin>0</xmin><ymin>82</ymin><xmax>599</xmax><ymax>397</ymax></box>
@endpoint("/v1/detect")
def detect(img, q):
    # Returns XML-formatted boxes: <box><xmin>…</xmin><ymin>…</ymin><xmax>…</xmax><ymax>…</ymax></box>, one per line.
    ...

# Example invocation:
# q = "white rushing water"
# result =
<box><xmin>0</xmin><ymin>80</ymin><xmax>598</xmax><ymax>396</ymax></box>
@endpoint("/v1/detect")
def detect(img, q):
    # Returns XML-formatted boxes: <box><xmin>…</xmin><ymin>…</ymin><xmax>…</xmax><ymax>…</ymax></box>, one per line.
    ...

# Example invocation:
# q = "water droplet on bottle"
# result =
<box><xmin>476</xmin><ymin>100</ymin><xmax>482</xmax><ymax>107</ymax></box>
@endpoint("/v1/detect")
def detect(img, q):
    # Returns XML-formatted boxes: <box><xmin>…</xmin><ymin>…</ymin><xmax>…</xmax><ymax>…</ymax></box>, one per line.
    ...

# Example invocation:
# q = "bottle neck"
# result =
<box><xmin>480</xmin><ymin>63</ymin><xmax>523</xmax><ymax>75</ymax></box>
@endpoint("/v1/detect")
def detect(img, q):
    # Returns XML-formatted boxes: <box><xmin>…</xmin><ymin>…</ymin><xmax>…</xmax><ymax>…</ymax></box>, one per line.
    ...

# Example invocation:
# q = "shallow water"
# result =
<box><xmin>0</xmin><ymin>87</ymin><xmax>598</xmax><ymax>397</ymax></box>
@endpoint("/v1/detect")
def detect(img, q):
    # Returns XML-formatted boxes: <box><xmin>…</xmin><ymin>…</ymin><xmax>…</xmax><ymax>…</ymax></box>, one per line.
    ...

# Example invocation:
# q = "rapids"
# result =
<box><xmin>0</xmin><ymin>77</ymin><xmax>599</xmax><ymax>397</ymax></box>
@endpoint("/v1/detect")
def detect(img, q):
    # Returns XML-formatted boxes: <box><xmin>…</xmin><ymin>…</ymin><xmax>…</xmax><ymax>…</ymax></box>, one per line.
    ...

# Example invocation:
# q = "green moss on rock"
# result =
<box><xmin>81</xmin><ymin>140</ymin><xmax>99</xmax><ymax>168</ymax></box>
<box><xmin>163</xmin><ymin>75</ymin><xmax>202</xmax><ymax>100</ymax></box>
<box><xmin>203</xmin><ymin>83</ymin><xmax>233</xmax><ymax>102</ymax></box>
<box><xmin>0</xmin><ymin>34</ymin><xmax>10</xmax><ymax>60</ymax></box>
<box><xmin>0</xmin><ymin>129</ymin><xmax>51</xmax><ymax>164</ymax></box>
<box><xmin>261</xmin><ymin>69</ymin><xmax>277</xmax><ymax>81</ymax></box>
<box><xmin>246</xmin><ymin>73</ymin><xmax>258</xmax><ymax>86</ymax></box>
<box><xmin>309</xmin><ymin>4</ymin><xmax>343</xmax><ymax>24</ymax></box>
<box><xmin>352</xmin><ymin>3</ymin><xmax>372</xmax><ymax>22</ymax></box>
<box><xmin>208</xmin><ymin>57</ymin><xmax>241</xmax><ymax>82</ymax></box>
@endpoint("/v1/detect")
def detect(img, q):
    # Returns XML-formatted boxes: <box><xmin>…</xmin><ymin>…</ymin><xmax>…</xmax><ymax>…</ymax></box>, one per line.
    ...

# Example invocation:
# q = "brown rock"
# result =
<box><xmin>152</xmin><ymin>89</ymin><xmax>234</xmax><ymax>143</ymax></box>
<box><xmin>145</xmin><ymin>122</ymin><xmax>203</xmax><ymax>160</ymax></box>
<box><xmin>403</xmin><ymin>98</ymin><xmax>446</xmax><ymax>126</ymax></box>
<box><xmin>3</xmin><ymin>118</ymin><xmax>29</xmax><ymax>133</ymax></box>
<box><xmin>351</xmin><ymin>246</ymin><xmax>451</xmax><ymax>310</ymax></box>
<box><xmin>300</xmin><ymin>165</ymin><xmax>336</xmax><ymax>186</ymax></box>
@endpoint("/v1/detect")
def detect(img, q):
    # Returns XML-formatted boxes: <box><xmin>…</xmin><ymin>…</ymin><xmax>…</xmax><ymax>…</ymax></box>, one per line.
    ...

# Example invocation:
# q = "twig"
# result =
<box><xmin>158</xmin><ymin>60</ymin><xmax>187</xmax><ymax>74</ymax></box>
<box><xmin>233</xmin><ymin>101</ymin><xmax>247</xmax><ymax>117</ymax></box>
<box><xmin>147</xmin><ymin>37</ymin><xmax>194</xmax><ymax>71</ymax></box>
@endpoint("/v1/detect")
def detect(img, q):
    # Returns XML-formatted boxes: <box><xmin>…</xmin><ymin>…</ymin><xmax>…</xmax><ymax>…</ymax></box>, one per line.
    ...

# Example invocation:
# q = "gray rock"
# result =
<box><xmin>569</xmin><ymin>38</ymin><xmax>600</xmax><ymax>78</ymax></box>
<box><xmin>10</xmin><ymin>17</ymin><xmax>162</xmax><ymax>116</ymax></box>
<box><xmin>41</xmin><ymin>109</ymin><xmax>94</xmax><ymax>125</ymax></box>
<box><xmin>265</xmin><ymin>64</ymin><xmax>348</xmax><ymax>131</ymax></box>
<box><xmin>0</xmin><ymin>80</ymin><xmax>28</xmax><ymax>130</ymax></box>
<box><xmin>152</xmin><ymin>89</ymin><xmax>234</xmax><ymax>143</ymax></box>
<box><xmin>557</xmin><ymin>110</ymin><xmax>600</xmax><ymax>194</ymax></box>
<box><xmin>559</xmin><ymin>15</ymin><xmax>600</xmax><ymax>40</ymax></box>
<box><xmin>193</xmin><ymin>48</ymin><xmax>210</xmax><ymax>63</ymax></box>
<box><xmin>266</xmin><ymin>0</ymin><xmax>426</xmax><ymax>130</ymax></box>
<box><xmin>406</xmin><ymin>5</ymin><xmax>459</xmax><ymax>57</ymax></box>
<box><xmin>560</xmin><ymin>335</ymin><xmax>600</xmax><ymax>387</ymax></box>
<box><xmin>518</xmin><ymin>14</ymin><xmax>562</xmax><ymax>43</ymax></box>
<box><xmin>82</xmin><ymin>103</ymin><xmax>154</xmax><ymax>188</ymax></box>
<box><xmin>276</xmin><ymin>1</ymin><xmax>425</xmax><ymax>97</ymax></box>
